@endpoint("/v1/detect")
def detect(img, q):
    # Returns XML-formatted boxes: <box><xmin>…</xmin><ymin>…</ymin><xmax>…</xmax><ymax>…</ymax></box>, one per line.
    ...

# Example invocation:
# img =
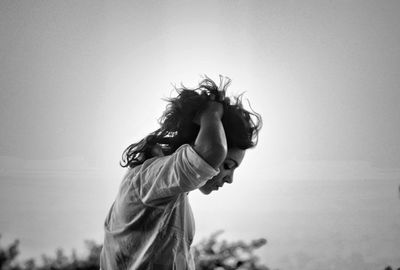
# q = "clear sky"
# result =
<box><xmin>1</xmin><ymin>1</ymin><xmax>400</xmax><ymax>269</ymax></box>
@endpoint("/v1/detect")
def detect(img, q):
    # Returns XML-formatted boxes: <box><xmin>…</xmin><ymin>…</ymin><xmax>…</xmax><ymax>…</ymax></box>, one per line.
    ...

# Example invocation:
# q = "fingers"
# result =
<box><xmin>217</xmin><ymin>90</ymin><xmax>225</xmax><ymax>102</ymax></box>
<box><xmin>201</xmin><ymin>90</ymin><xmax>225</xmax><ymax>103</ymax></box>
<box><xmin>211</xmin><ymin>91</ymin><xmax>225</xmax><ymax>103</ymax></box>
<box><xmin>201</xmin><ymin>90</ymin><xmax>208</xmax><ymax>100</ymax></box>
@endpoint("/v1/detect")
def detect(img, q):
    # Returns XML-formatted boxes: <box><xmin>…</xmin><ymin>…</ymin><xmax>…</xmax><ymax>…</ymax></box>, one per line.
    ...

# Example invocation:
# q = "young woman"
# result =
<box><xmin>100</xmin><ymin>76</ymin><xmax>262</xmax><ymax>270</ymax></box>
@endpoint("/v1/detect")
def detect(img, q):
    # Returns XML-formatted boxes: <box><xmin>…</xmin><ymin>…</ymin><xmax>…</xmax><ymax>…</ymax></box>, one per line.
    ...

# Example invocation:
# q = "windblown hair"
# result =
<box><xmin>121</xmin><ymin>76</ymin><xmax>262</xmax><ymax>168</ymax></box>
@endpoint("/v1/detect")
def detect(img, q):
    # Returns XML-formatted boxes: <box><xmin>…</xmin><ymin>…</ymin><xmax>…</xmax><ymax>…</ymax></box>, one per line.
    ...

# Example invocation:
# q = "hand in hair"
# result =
<box><xmin>120</xmin><ymin>75</ymin><xmax>261</xmax><ymax>169</ymax></box>
<box><xmin>193</xmin><ymin>89</ymin><xmax>226</xmax><ymax>125</ymax></box>
<box><xmin>193</xmin><ymin>90</ymin><xmax>228</xmax><ymax>169</ymax></box>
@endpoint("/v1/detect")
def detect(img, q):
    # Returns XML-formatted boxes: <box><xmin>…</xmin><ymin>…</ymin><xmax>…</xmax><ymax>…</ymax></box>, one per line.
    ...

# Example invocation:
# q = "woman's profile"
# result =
<box><xmin>100</xmin><ymin>75</ymin><xmax>262</xmax><ymax>270</ymax></box>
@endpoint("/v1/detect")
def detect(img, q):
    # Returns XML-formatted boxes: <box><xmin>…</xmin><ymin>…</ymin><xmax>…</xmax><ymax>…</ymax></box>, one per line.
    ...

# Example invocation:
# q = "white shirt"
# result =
<box><xmin>100</xmin><ymin>144</ymin><xmax>219</xmax><ymax>270</ymax></box>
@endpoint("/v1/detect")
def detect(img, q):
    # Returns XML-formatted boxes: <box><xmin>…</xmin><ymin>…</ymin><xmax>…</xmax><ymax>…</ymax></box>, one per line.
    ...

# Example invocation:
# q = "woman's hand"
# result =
<box><xmin>193</xmin><ymin>90</ymin><xmax>228</xmax><ymax>169</ymax></box>
<box><xmin>194</xmin><ymin>90</ymin><xmax>226</xmax><ymax>125</ymax></box>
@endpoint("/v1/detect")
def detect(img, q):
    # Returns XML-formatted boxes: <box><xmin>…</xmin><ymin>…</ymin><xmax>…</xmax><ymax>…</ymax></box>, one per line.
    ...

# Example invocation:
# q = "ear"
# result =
<box><xmin>151</xmin><ymin>144</ymin><xmax>164</xmax><ymax>157</ymax></box>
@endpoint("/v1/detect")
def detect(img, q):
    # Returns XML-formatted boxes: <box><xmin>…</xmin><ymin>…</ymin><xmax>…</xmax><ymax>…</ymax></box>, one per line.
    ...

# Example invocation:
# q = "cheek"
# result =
<box><xmin>209</xmin><ymin>173</ymin><xmax>223</xmax><ymax>184</ymax></box>
<box><xmin>204</xmin><ymin>178</ymin><xmax>216</xmax><ymax>187</ymax></box>
<box><xmin>200</xmin><ymin>177</ymin><xmax>217</xmax><ymax>191</ymax></box>
<box><xmin>215</xmin><ymin>171</ymin><xmax>227</xmax><ymax>181</ymax></box>
<box><xmin>199</xmin><ymin>181</ymin><xmax>212</xmax><ymax>194</ymax></box>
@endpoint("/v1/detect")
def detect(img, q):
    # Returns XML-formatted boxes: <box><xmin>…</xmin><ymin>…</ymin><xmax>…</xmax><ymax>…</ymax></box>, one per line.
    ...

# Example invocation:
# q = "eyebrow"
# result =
<box><xmin>226</xmin><ymin>158</ymin><xmax>239</xmax><ymax>168</ymax></box>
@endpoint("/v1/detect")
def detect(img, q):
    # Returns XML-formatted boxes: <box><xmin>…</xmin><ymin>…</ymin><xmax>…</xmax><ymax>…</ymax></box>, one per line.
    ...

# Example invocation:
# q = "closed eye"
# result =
<box><xmin>223</xmin><ymin>161</ymin><xmax>236</xmax><ymax>170</ymax></box>
<box><xmin>223</xmin><ymin>163</ymin><xmax>232</xmax><ymax>170</ymax></box>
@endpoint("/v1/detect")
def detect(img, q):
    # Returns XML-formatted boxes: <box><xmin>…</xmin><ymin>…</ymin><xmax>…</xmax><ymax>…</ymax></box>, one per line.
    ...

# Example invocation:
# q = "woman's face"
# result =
<box><xmin>199</xmin><ymin>148</ymin><xmax>246</xmax><ymax>194</ymax></box>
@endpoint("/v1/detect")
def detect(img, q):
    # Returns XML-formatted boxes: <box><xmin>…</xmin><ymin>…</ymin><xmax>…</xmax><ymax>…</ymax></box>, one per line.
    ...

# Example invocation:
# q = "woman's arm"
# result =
<box><xmin>125</xmin><ymin>96</ymin><xmax>227</xmax><ymax>207</ymax></box>
<box><xmin>193</xmin><ymin>100</ymin><xmax>227</xmax><ymax>169</ymax></box>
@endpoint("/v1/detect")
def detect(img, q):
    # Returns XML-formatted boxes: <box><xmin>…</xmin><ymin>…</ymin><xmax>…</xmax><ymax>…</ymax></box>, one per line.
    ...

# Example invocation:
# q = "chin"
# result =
<box><xmin>199</xmin><ymin>187</ymin><xmax>212</xmax><ymax>195</ymax></box>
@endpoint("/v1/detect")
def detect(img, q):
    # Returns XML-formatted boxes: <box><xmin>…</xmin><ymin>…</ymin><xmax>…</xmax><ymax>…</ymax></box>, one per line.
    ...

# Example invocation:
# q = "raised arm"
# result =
<box><xmin>193</xmin><ymin>98</ymin><xmax>227</xmax><ymax>169</ymax></box>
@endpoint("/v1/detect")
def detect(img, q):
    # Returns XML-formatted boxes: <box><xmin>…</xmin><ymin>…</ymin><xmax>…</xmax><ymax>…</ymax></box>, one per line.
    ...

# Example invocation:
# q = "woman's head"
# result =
<box><xmin>198</xmin><ymin>147</ymin><xmax>246</xmax><ymax>194</ymax></box>
<box><xmin>121</xmin><ymin>75</ymin><xmax>262</xmax><ymax>168</ymax></box>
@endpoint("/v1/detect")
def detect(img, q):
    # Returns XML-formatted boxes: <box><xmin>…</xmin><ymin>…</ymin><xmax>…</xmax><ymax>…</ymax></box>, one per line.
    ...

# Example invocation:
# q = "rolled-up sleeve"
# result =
<box><xmin>132</xmin><ymin>144</ymin><xmax>219</xmax><ymax>206</ymax></box>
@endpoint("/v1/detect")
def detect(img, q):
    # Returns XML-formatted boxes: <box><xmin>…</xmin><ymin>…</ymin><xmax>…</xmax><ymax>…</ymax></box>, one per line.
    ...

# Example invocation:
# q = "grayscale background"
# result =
<box><xmin>1</xmin><ymin>1</ymin><xmax>399</xmax><ymax>269</ymax></box>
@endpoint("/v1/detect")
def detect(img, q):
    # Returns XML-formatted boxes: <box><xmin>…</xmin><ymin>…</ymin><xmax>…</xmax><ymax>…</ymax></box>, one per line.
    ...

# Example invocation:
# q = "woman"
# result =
<box><xmin>100</xmin><ymin>75</ymin><xmax>262</xmax><ymax>270</ymax></box>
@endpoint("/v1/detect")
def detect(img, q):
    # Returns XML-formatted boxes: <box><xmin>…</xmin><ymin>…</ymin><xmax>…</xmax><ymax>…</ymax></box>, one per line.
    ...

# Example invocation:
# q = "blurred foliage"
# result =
<box><xmin>0</xmin><ymin>235</ymin><xmax>101</xmax><ymax>270</ymax></box>
<box><xmin>2</xmin><ymin>233</ymin><xmax>399</xmax><ymax>270</ymax></box>
<box><xmin>193</xmin><ymin>230</ymin><xmax>268</xmax><ymax>270</ymax></box>
<box><xmin>0</xmin><ymin>235</ymin><xmax>19</xmax><ymax>270</ymax></box>
<box><xmin>0</xmin><ymin>232</ymin><xmax>268</xmax><ymax>270</ymax></box>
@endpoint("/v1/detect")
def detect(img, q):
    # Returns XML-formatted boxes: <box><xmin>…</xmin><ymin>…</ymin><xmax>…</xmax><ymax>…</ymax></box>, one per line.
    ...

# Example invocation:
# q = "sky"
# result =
<box><xmin>1</xmin><ymin>1</ymin><xmax>400</xmax><ymax>269</ymax></box>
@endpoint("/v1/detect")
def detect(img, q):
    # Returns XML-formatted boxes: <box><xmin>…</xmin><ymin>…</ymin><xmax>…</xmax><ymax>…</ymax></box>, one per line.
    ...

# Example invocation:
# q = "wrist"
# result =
<box><xmin>200</xmin><ymin>112</ymin><xmax>222</xmax><ymax>124</ymax></box>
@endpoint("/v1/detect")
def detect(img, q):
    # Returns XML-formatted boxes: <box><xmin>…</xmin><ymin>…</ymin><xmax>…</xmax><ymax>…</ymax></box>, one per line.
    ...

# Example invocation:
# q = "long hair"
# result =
<box><xmin>120</xmin><ymin>75</ymin><xmax>262</xmax><ymax>168</ymax></box>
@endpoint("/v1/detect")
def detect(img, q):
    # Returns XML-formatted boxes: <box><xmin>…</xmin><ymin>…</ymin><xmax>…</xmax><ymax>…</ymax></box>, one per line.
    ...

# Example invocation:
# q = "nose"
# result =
<box><xmin>224</xmin><ymin>175</ymin><xmax>233</xmax><ymax>184</ymax></box>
